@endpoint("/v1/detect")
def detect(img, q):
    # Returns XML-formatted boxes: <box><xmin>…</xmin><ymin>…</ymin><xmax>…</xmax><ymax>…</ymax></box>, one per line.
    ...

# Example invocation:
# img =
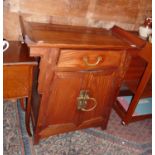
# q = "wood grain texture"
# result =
<box><xmin>22</xmin><ymin>21</ymin><xmax>130</xmax><ymax>50</ymax></box>
<box><xmin>31</xmin><ymin>49</ymin><xmax>127</xmax><ymax>144</ymax></box>
<box><xmin>3</xmin><ymin>65</ymin><xmax>30</xmax><ymax>99</ymax></box>
<box><xmin>26</xmin><ymin>38</ymin><xmax>129</xmax><ymax>145</ymax></box>
<box><xmin>37</xmin><ymin>49</ymin><xmax>127</xmax><ymax>142</ymax></box>
<box><xmin>57</xmin><ymin>50</ymin><xmax>122</xmax><ymax>70</ymax></box>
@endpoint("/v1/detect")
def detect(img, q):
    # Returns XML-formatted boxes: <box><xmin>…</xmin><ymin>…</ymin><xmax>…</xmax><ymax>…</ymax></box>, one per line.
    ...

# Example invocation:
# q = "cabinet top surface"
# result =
<box><xmin>23</xmin><ymin>21</ymin><xmax>131</xmax><ymax>49</ymax></box>
<box><xmin>3</xmin><ymin>41</ymin><xmax>37</xmax><ymax>65</ymax></box>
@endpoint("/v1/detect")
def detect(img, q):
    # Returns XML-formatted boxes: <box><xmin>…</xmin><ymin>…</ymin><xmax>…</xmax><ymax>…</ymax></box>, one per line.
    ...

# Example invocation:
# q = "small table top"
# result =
<box><xmin>3</xmin><ymin>41</ymin><xmax>37</xmax><ymax>66</ymax></box>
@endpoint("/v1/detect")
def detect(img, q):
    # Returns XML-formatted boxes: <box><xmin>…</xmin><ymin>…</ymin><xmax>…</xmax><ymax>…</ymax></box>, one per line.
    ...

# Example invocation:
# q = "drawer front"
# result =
<box><xmin>3</xmin><ymin>65</ymin><xmax>31</xmax><ymax>99</ymax></box>
<box><xmin>57</xmin><ymin>50</ymin><xmax>122</xmax><ymax>70</ymax></box>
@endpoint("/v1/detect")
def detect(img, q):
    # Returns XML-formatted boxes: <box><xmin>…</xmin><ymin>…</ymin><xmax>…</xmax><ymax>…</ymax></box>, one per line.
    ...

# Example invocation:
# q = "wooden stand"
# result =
<box><xmin>3</xmin><ymin>41</ymin><xmax>37</xmax><ymax>135</ymax></box>
<box><xmin>113</xmin><ymin>35</ymin><xmax>152</xmax><ymax>125</ymax></box>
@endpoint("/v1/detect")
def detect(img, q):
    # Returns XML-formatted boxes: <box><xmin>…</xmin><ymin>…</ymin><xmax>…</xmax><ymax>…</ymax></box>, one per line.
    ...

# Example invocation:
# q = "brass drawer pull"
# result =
<box><xmin>83</xmin><ymin>56</ymin><xmax>102</xmax><ymax>66</ymax></box>
<box><xmin>77</xmin><ymin>90</ymin><xmax>97</xmax><ymax>112</ymax></box>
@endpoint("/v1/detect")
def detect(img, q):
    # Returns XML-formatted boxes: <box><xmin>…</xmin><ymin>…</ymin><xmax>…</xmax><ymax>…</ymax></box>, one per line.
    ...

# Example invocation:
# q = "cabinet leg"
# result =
<box><xmin>33</xmin><ymin>133</ymin><xmax>40</xmax><ymax>145</ymax></box>
<box><xmin>25</xmin><ymin>97</ymin><xmax>32</xmax><ymax>136</ymax></box>
<box><xmin>101</xmin><ymin>120</ymin><xmax>108</xmax><ymax>130</ymax></box>
<box><xmin>121</xmin><ymin>115</ymin><xmax>131</xmax><ymax>125</ymax></box>
<box><xmin>101</xmin><ymin>124</ymin><xmax>107</xmax><ymax>130</ymax></box>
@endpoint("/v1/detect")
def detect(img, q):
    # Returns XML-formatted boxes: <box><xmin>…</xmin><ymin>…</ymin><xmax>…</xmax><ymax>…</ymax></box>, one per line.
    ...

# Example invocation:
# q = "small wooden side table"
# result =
<box><xmin>3</xmin><ymin>41</ymin><xmax>37</xmax><ymax>135</ymax></box>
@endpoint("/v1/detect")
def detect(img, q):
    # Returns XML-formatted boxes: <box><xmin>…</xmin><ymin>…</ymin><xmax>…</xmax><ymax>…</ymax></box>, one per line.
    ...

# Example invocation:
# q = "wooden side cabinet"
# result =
<box><xmin>30</xmin><ymin>48</ymin><xmax>129</xmax><ymax>144</ymax></box>
<box><xmin>20</xmin><ymin>20</ymin><xmax>137</xmax><ymax>144</ymax></box>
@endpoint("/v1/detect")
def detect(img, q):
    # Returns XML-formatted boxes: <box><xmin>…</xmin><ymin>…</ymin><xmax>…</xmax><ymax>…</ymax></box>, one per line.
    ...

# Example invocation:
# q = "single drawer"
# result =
<box><xmin>57</xmin><ymin>50</ymin><xmax>122</xmax><ymax>70</ymax></box>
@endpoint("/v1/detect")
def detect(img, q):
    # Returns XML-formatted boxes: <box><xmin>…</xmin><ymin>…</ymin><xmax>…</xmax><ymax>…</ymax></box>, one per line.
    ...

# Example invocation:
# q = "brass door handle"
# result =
<box><xmin>80</xmin><ymin>97</ymin><xmax>97</xmax><ymax>112</ymax></box>
<box><xmin>77</xmin><ymin>90</ymin><xmax>97</xmax><ymax>112</ymax></box>
<box><xmin>83</xmin><ymin>56</ymin><xmax>102</xmax><ymax>66</ymax></box>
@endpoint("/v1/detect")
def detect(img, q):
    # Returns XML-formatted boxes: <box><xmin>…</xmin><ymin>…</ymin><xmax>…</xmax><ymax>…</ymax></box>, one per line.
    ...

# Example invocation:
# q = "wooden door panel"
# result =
<box><xmin>44</xmin><ymin>72</ymin><xmax>84</xmax><ymax>127</ymax></box>
<box><xmin>78</xmin><ymin>71</ymin><xmax>116</xmax><ymax>128</ymax></box>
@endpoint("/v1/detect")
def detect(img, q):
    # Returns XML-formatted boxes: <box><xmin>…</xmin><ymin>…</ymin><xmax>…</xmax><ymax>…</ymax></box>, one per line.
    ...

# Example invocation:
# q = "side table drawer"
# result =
<box><xmin>3</xmin><ymin>65</ymin><xmax>31</xmax><ymax>99</ymax></box>
<box><xmin>57</xmin><ymin>50</ymin><xmax>122</xmax><ymax>70</ymax></box>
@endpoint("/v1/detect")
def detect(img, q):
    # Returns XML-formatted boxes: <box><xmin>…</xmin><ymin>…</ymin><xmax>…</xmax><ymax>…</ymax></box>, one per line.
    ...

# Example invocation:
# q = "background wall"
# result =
<box><xmin>3</xmin><ymin>0</ymin><xmax>152</xmax><ymax>40</ymax></box>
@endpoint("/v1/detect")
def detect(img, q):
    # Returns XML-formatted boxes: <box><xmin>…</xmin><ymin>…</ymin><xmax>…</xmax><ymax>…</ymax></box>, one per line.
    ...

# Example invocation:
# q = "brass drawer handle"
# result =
<box><xmin>83</xmin><ymin>56</ymin><xmax>102</xmax><ymax>66</ymax></box>
<box><xmin>77</xmin><ymin>90</ymin><xmax>97</xmax><ymax>112</ymax></box>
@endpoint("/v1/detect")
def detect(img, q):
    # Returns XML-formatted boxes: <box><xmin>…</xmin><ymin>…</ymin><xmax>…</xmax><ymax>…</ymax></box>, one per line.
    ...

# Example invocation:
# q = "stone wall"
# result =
<box><xmin>3</xmin><ymin>0</ymin><xmax>152</xmax><ymax>40</ymax></box>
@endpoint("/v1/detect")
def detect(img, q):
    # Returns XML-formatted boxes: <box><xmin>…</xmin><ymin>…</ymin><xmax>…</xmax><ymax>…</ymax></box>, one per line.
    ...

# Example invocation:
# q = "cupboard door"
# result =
<box><xmin>44</xmin><ymin>72</ymin><xmax>84</xmax><ymax>130</ymax></box>
<box><xmin>78</xmin><ymin>70</ymin><xmax>117</xmax><ymax>128</ymax></box>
